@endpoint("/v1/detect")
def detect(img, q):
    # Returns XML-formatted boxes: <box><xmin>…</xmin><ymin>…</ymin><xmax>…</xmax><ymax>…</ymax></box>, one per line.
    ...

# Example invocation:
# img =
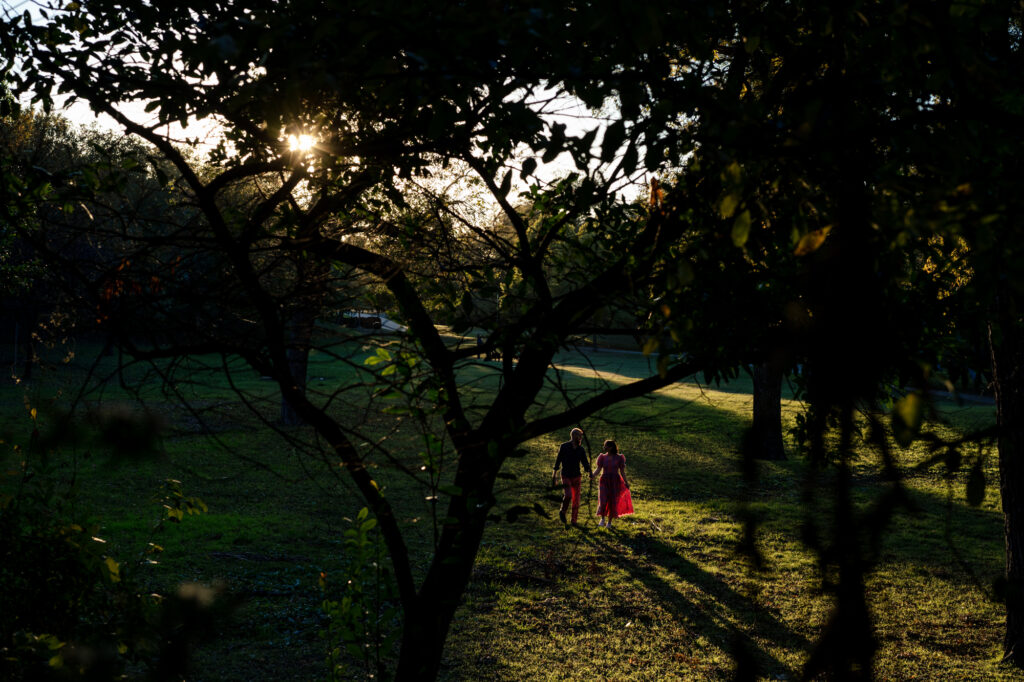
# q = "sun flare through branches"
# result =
<box><xmin>287</xmin><ymin>133</ymin><xmax>315</xmax><ymax>153</ymax></box>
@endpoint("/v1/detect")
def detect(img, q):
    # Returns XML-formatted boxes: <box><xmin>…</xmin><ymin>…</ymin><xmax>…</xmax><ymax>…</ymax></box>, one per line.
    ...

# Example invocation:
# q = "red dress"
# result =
<box><xmin>596</xmin><ymin>453</ymin><xmax>633</xmax><ymax>518</ymax></box>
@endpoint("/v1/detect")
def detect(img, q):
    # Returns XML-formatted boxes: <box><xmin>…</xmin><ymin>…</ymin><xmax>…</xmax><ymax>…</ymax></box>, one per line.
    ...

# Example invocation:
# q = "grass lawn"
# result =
<box><xmin>1</xmin><ymin>339</ymin><xmax>1017</xmax><ymax>680</ymax></box>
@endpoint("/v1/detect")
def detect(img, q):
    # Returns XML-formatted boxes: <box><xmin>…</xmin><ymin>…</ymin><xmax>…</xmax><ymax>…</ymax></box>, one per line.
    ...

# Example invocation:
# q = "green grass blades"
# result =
<box><xmin>0</xmin><ymin>341</ymin><xmax>1013</xmax><ymax>680</ymax></box>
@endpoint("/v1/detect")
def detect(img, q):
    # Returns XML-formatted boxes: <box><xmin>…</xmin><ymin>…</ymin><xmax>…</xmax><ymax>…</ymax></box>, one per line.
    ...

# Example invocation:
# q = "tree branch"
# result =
<box><xmin>206</xmin><ymin>160</ymin><xmax>291</xmax><ymax>196</ymax></box>
<box><xmin>518</xmin><ymin>357</ymin><xmax>699</xmax><ymax>442</ymax></box>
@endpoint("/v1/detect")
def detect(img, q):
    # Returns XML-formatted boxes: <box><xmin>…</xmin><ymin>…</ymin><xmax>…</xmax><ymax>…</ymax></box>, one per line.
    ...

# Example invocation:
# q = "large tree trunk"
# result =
<box><xmin>990</xmin><ymin>312</ymin><xmax>1024</xmax><ymax>664</ymax></box>
<box><xmin>393</xmin><ymin>443</ymin><xmax>497</xmax><ymax>680</ymax></box>
<box><xmin>281</xmin><ymin>308</ymin><xmax>316</xmax><ymax>426</ymax></box>
<box><xmin>751</xmin><ymin>357</ymin><xmax>785</xmax><ymax>460</ymax></box>
<box><xmin>280</xmin><ymin>256</ymin><xmax>329</xmax><ymax>427</ymax></box>
<box><xmin>393</xmin><ymin>525</ymin><xmax>485</xmax><ymax>680</ymax></box>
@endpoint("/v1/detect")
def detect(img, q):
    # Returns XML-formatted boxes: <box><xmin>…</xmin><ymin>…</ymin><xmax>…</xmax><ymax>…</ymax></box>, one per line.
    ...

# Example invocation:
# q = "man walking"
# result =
<box><xmin>552</xmin><ymin>428</ymin><xmax>591</xmax><ymax>526</ymax></box>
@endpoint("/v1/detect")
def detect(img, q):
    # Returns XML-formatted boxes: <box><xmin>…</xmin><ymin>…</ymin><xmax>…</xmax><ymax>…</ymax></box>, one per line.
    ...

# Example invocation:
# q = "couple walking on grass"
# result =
<box><xmin>551</xmin><ymin>428</ymin><xmax>633</xmax><ymax>528</ymax></box>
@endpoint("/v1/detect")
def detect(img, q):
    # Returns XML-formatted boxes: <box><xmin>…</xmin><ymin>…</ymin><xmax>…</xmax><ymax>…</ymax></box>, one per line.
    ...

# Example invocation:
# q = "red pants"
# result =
<box><xmin>560</xmin><ymin>475</ymin><xmax>582</xmax><ymax>523</ymax></box>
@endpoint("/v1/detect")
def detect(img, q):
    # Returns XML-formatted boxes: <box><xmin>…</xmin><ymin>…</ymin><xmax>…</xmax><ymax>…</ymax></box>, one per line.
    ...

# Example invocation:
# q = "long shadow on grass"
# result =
<box><xmin>585</xmin><ymin>530</ymin><xmax>808</xmax><ymax>679</ymax></box>
<box><xmin>574</xmin><ymin>379</ymin><xmax>1001</xmax><ymax>581</ymax></box>
<box><xmin>457</xmin><ymin>348</ymin><xmax>1004</xmax><ymax>682</ymax></box>
<box><xmin>533</xmin><ymin>351</ymin><xmax>1003</xmax><ymax>670</ymax></box>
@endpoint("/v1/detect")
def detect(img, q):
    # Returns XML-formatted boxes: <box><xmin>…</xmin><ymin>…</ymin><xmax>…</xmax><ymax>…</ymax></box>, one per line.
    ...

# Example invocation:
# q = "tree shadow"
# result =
<box><xmin>583</xmin><ymin>529</ymin><xmax>809</xmax><ymax>679</ymax></box>
<box><xmin>543</xmin><ymin>346</ymin><xmax>1002</xmax><ymax>570</ymax></box>
<box><xmin>459</xmin><ymin>347</ymin><xmax>1004</xmax><ymax>679</ymax></box>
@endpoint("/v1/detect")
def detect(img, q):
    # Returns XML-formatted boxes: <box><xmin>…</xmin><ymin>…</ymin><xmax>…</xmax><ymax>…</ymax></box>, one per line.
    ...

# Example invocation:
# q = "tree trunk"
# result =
<box><xmin>393</xmin><ymin>530</ymin><xmax>483</xmax><ymax>680</ymax></box>
<box><xmin>990</xmin><ymin>313</ymin><xmax>1024</xmax><ymax>664</ymax></box>
<box><xmin>751</xmin><ymin>358</ymin><xmax>785</xmax><ymax>460</ymax></box>
<box><xmin>393</xmin><ymin>445</ymin><xmax>496</xmax><ymax>680</ymax></box>
<box><xmin>281</xmin><ymin>309</ymin><xmax>315</xmax><ymax>426</ymax></box>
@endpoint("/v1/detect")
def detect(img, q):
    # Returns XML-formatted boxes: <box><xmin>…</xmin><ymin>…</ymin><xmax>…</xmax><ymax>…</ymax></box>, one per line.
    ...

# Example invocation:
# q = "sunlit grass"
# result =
<box><xmin>443</xmin><ymin>367</ymin><xmax>1010</xmax><ymax>681</ymax></box>
<box><xmin>0</xmin><ymin>340</ymin><xmax>1015</xmax><ymax>680</ymax></box>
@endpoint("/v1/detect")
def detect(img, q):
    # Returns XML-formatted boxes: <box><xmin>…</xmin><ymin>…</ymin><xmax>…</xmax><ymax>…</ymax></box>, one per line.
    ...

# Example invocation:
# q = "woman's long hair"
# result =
<box><xmin>603</xmin><ymin>440</ymin><xmax>618</xmax><ymax>455</ymax></box>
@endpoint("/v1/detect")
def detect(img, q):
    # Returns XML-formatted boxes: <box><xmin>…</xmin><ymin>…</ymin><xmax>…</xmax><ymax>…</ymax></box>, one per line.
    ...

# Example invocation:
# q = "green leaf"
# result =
<box><xmin>542</xmin><ymin>122</ymin><xmax>566</xmax><ymax>163</ymax></box>
<box><xmin>104</xmin><ymin>556</ymin><xmax>121</xmax><ymax>583</ymax></box>
<box><xmin>601</xmin><ymin>120</ymin><xmax>626</xmax><ymax>162</ymax></box>
<box><xmin>572</xmin><ymin>127</ymin><xmax>599</xmax><ymax>169</ymax></box>
<box><xmin>731</xmin><ymin>210</ymin><xmax>751</xmax><ymax>247</ymax></box>
<box><xmin>520</xmin><ymin>157</ymin><xmax>537</xmax><ymax>178</ymax></box>
<box><xmin>950</xmin><ymin>2</ymin><xmax>976</xmax><ymax>17</ymax></box>
<box><xmin>718</xmin><ymin>193</ymin><xmax>740</xmax><ymax>219</ymax></box>
<box><xmin>364</xmin><ymin>347</ymin><xmax>392</xmax><ymax>366</ymax></box>
<box><xmin>641</xmin><ymin>336</ymin><xmax>659</xmax><ymax>356</ymax></box>
<box><xmin>794</xmin><ymin>226</ymin><xmax>832</xmax><ymax>256</ymax></box>
<box><xmin>891</xmin><ymin>392</ymin><xmax>924</xmax><ymax>448</ymax></box>
<box><xmin>39</xmin><ymin>634</ymin><xmax>64</xmax><ymax>651</ymax></box>
<box><xmin>723</xmin><ymin>161</ymin><xmax>742</xmax><ymax>183</ymax></box>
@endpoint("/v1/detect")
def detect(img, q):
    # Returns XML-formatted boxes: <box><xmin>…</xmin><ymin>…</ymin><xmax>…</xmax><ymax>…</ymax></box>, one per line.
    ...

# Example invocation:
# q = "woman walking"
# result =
<box><xmin>591</xmin><ymin>440</ymin><xmax>632</xmax><ymax>528</ymax></box>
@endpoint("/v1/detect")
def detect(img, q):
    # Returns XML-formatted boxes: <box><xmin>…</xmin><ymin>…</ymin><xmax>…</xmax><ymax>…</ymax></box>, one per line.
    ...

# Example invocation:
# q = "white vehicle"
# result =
<box><xmin>340</xmin><ymin>311</ymin><xmax>406</xmax><ymax>332</ymax></box>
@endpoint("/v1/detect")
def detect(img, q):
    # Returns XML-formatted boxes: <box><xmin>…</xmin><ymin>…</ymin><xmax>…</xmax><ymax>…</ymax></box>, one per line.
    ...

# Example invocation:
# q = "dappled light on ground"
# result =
<box><xmin>0</xmin><ymin>341</ymin><xmax>1007</xmax><ymax>680</ymax></box>
<box><xmin>439</xmin><ymin>359</ymin><xmax>1006</xmax><ymax>681</ymax></box>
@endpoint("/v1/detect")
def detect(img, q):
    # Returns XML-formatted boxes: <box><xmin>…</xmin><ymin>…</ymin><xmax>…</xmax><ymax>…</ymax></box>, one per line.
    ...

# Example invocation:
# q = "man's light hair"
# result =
<box><xmin>570</xmin><ymin>428</ymin><xmax>583</xmax><ymax>439</ymax></box>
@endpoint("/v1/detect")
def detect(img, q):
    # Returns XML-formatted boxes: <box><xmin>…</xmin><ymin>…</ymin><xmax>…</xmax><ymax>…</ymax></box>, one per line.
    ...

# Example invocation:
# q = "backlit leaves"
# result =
<box><xmin>731</xmin><ymin>210</ymin><xmax>751</xmax><ymax>248</ymax></box>
<box><xmin>104</xmin><ymin>556</ymin><xmax>121</xmax><ymax>583</ymax></box>
<box><xmin>794</xmin><ymin>226</ymin><xmax>831</xmax><ymax>256</ymax></box>
<box><xmin>718</xmin><ymin>193</ymin><xmax>740</xmax><ymax>219</ymax></box>
<box><xmin>891</xmin><ymin>392</ymin><xmax>924</xmax><ymax>448</ymax></box>
<box><xmin>600</xmin><ymin>120</ymin><xmax>626</xmax><ymax>163</ymax></box>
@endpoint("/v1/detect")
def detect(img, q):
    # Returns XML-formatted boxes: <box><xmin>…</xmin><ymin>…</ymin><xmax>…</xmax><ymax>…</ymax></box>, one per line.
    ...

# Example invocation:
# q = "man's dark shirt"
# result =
<box><xmin>554</xmin><ymin>441</ymin><xmax>590</xmax><ymax>478</ymax></box>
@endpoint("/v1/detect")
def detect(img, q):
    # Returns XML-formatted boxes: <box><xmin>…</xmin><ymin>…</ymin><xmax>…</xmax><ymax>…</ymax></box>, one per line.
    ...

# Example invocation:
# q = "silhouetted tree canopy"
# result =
<box><xmin>3</xmin><ymin>0</ymin><xmax>1024</xmax><ymax>678</ymax></box>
